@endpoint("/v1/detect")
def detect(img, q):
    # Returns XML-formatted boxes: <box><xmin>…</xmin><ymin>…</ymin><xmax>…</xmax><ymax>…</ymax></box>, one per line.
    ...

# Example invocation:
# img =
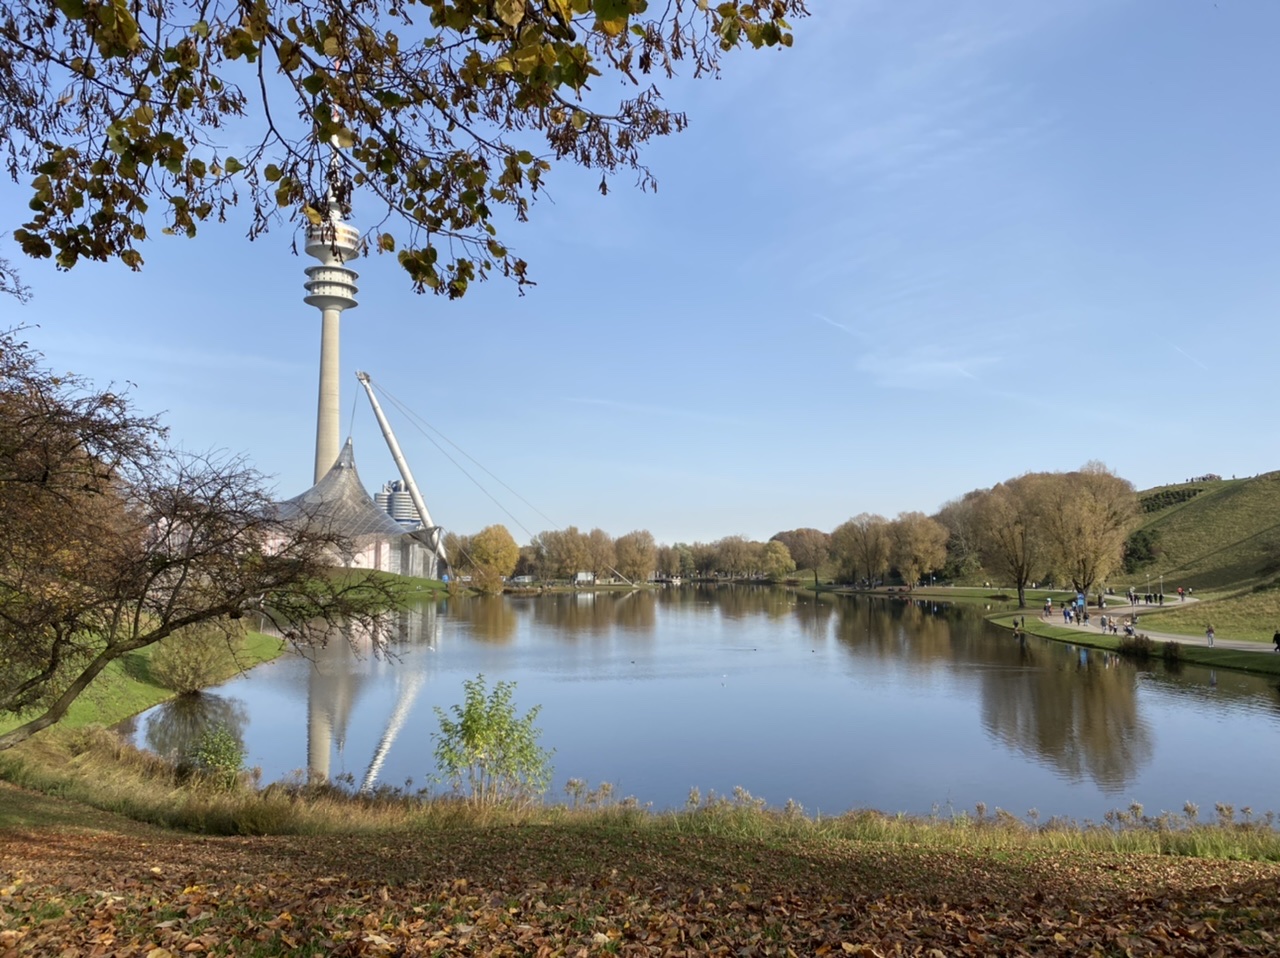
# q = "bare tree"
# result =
<box><xmin>934</xmin><ymin>489</ymin><xmax>986</xmax><ymax>581</ymax></box>
<box><xmin>0</xmin><ymin>330</ymin><xmax>403</xmax><ymax>750</ymax></box>
<box><xmin>0</xmin><ymin>244</ymin><xmax>30</xmax><ymax>302</ymax></box>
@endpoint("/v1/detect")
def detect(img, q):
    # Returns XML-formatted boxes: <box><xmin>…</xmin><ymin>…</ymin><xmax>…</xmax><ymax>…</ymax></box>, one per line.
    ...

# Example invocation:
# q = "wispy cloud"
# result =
<box><xmin>786</xmin><ymin>5</ymin><xmax>1083</xmax><ymax>193</ymax></box>
<box><xmin>562</xmin><ymin>397</ymin><xmax>739</xmax><ymax>424</ymax></box>
<box><xmin>850</xmin><ymin>344</ymin><xmax>999</xmax><ymax>389</ymax></box>
<box><xmin>812</xmin><ymin>312</ymin><xmax>861</xmax><ymax>337</ymax></box>
<box><xmin>36</xmin><ymin>331</ymin><xmax>302</xmax><ymax>376</ymax></box>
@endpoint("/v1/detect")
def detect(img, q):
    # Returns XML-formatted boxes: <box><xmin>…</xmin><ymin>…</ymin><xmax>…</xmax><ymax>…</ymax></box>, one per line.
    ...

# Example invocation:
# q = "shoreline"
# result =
<box><xmin>824</xmin><ymin>584</ymin><xmax>1280</xmax><ymax>678</ymax></box>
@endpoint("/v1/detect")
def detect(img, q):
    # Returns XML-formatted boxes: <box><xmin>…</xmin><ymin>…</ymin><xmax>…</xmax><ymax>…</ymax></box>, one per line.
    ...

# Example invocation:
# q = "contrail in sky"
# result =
<box><xmin>814</xmin><ymin>312</ymin><xmax>856</xmax><ymax>336</ymax></box>
<box><xmin>1172</xmin><ymin>344</ymin><xmax>1210</xmax><ymax>371</ymax></box>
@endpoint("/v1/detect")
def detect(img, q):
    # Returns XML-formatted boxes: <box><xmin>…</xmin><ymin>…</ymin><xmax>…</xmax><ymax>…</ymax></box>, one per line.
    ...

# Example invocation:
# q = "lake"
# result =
<box><xmin>121</xmin><ymin>587</ymin><xmax>1280</xmax><ymax>822</ymax></box>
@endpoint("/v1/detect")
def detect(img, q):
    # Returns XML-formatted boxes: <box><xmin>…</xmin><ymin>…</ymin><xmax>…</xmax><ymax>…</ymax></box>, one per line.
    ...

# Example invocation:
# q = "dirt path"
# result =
<box><xmin>1036</xmin><ymin>598</ymin><xmax>1279</xmax><ymax>653</ymax></box>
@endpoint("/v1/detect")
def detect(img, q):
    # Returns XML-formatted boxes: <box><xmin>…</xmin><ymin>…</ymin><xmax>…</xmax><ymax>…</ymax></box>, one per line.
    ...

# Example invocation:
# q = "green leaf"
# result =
<box><xmin>301</xmin><ymin>73</ymin><xmax>325</xmax><ymax>96</ymax></box>
<box><xmin>263</xmin><ymin>163</ymin><xmax>282</xmax><ymax>182</ymax></box>
<box><xmin>56</xmin><ymin>0</ymin><xmax>88</xmax><ymax>20</ymax></box>
<box><xmin>224</xmin><ymin>156</ymin><xmax>243</xmax><ymax>174</ymax></box>
<box><xmin>192</xmin><ymin>19</ymin><xmax>209</xmax><ymax>38</ymax></box>
<box><xmin>593</xmin><ymin>0</ymin><xmax>630</xmax><ymax>19</ymax></box>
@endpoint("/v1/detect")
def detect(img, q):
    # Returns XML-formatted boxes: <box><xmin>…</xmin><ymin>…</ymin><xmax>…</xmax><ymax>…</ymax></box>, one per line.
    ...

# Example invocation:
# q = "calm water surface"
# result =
<box><xmin>123</xmin><ymin>587</ymin><xmax>1280</xmax><ymax>820</ymax></box>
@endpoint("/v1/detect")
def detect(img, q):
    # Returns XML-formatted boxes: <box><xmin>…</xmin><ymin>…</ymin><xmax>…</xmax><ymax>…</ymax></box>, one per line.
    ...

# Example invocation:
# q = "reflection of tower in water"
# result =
<box><xmin>304</xmin><ymin>602</ymin><xmax>442</xmax><ymax>787</ymax></box>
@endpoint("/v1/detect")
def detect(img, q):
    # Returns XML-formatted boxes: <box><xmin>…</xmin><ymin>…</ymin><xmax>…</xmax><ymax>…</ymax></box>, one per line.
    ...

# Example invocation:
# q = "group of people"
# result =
<box><xmin>1097</xmin><ymin>614</ymin><xmax>1133</xmax><ymax>637</ymax></box>
<box><xmin>1034</xmin><ymin>591</ymin><xmax>1280</xmax><ymax>652</ymax></box>
<box><xmin>1128</xmin><ymin>589</ymin><xmax>1167</xmax><ymax>606</ymax></box>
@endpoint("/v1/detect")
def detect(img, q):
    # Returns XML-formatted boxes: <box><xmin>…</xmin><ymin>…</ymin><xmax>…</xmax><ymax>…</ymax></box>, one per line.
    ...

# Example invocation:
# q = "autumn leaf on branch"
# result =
<box><xmin>1</xmin><ymin>0</ymin><xmax>808</xmax><ymax>295</ymax></box>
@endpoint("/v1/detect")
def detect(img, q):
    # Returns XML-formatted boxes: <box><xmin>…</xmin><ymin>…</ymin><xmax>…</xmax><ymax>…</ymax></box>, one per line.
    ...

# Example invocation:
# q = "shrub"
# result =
<box><xmin>1117</xmin><ymin>633</ymin><xmax>1156</xmax><ymax>660</ymax></box>
<box><xmin>1122</xmin><ymin>528</ymin><xmax>1163</xmax><ymax>572</ymax></box>
<box><xmin>1139</xmin><ymin>487</ymin><xmax>1203</xmax><ymax>513</ymax></box>
<box><xmin>187</xmin><ymin>724</ymin><xmax>246</xmax><ymax>790</ymax></box>
<box><xmin>149</xmin><ymin>621</ymin><xmax>244</xmax><ymax>694</ymax></box>
<box><xmin>433</xmin><ymin>674</ymin><xmax>553</xmax><ymax>807</ymax></box>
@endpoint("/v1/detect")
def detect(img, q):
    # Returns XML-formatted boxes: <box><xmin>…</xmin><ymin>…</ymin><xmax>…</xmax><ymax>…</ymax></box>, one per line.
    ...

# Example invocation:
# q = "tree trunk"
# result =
<box><xmin>0</xmin><ymin>640</ymin><xmax>146</xmax><ymax>751</ymax></box>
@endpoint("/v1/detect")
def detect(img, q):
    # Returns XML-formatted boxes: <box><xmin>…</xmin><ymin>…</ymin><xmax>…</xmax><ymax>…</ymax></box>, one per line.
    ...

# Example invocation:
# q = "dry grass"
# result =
<box><xmin>5</xmin><ymin>726</ymin><xmax>1280</xmax><ymax>861</ymax></box>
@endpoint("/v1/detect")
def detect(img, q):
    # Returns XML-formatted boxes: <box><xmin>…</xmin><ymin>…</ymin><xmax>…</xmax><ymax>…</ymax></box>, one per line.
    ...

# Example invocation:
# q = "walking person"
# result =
<box><xmin>1273</xmin><ymin>628</ymin><xmax>1280</xmax><ymax>652</ymax></box>
<box><xmin>1206</xmin><ymin>624</ymin><xmax>1215</xmax><ymax>648</ymax></box>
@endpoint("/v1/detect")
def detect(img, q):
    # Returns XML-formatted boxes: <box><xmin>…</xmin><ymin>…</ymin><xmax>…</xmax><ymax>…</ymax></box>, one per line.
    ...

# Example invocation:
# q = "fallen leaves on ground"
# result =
<box><xmin>2</xmin><ymin>793</ymin><xmax>1279</xmax><ymax>956</ymax></box>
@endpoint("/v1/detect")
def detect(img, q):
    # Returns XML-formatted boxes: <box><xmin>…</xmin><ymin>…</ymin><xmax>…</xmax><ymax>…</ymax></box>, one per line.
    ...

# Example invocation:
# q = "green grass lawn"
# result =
<box><xmin>988</xmin><ymin>612</ymin><xmax>1280</xmax><ymax>677</ymax></box>
<box><xmin>1135</xmin><ymin>587</ymin><xmax>1280</xmax><ymax>643</ymax></box>
<box><xmin>0</xmin><ymin>631</ymin><xmax>285</xmax><ymax>738</ymax></box>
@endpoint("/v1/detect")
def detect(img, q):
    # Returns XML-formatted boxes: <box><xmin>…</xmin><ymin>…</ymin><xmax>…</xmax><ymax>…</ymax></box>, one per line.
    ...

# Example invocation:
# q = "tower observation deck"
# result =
<box><xmin>304</xmin><ymin>166</ymin><xmax>361</xmax><ymax>483</ymax></box>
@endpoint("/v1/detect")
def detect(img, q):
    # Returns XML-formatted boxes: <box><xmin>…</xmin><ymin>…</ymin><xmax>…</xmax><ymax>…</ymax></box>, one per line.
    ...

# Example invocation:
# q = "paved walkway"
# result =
<box><xmin>1029</xmin><ymin>599</ymin><xmax>1280</xmax><ymax>653</ymax></box>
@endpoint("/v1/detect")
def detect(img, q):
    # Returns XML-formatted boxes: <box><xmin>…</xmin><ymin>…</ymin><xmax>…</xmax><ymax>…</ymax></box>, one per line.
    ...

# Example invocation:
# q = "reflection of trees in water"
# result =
<box><xmin>449</xmin><ymin>593</ymin><xmax>520</xmax><ymax>642</ymax></box>
<box><xmin>613</xmin><ymin>591</ymin><xmax>656</xmax><ymax>631</ymax></box>
<box><xmin>145</xmin><ymin>693</ymin><xmax>248</xmax><ymax>761</ymax></box>
<box><xmin>832</xmin><ymin>596</ymin><xmax>956</xmax><ymax>662</ymax></box>
<box><xmin>527</xmin><ymin>591</ymin><xmax>658</xmax><ymax>637</ymax></box>
<box><xmin>702</xmin><ymin>583</ymin><xmax>797</xmax><ymax>620</ymax></box>
<box><xmin>978</xmin><ymin>645</ymin><xmax>1152</xmax><ymax>794</ymax></box>
<box><xmin>653</xmin><ymin>583</ymin><xmax>795</xmax><ymax>620</ymax></box>
<box><xmin>791</xmin><ymin>593</ymin><xmax>835</xmax><ymax>644</ymax></box>
<box><xmin>829</xmin><ymin>595</ymin><xmax>1151</xmax><ymax>793</ymax></box>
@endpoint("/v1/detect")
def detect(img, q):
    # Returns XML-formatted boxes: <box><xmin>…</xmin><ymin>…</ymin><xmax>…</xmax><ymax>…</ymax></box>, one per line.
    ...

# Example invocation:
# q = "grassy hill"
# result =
<box><xmin>1123</xmin><ymin>473</ymin><xmax>1280</xmax><ymax>594</ymax></box>
<box><xmin>1093</xmin><ymin>473</ymin><xmax>1280</xmax><ymax>641</ymax></box>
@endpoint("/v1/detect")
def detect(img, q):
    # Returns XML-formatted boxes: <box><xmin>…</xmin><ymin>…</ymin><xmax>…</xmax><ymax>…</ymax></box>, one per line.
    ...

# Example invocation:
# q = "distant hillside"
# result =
<box><xmin>1123</xmin><ymin>472</ymin><xmax>1280</xmax><ymax>594</ymax></box>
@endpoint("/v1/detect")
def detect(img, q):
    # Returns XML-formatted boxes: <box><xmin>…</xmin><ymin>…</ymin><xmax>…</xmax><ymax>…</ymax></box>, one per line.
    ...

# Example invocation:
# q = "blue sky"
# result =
<box><xmin>5</xmin><ymin>1</ymin><xmax>1279</xmax><ymax>546</ymax></box>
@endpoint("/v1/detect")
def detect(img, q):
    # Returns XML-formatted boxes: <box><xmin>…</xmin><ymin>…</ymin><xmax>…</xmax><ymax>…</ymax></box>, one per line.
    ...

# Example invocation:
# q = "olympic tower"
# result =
<box><xmin>303</xmin><ymin>160</ymin><xmax>361</xmax><ymax>483</ymax></box>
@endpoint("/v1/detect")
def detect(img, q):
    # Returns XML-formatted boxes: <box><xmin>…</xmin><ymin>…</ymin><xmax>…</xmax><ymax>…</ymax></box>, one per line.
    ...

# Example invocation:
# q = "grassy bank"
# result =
<box><xmin>987</xmin><ymin>612</ymin><xmax>1280</xmax><ymax>677</ymax></box>
<box><xmin>4</xmin><ymin>725</ymin><xmax>1280</xmax><ymax>859</ymax></box>
<box><xmin>0</xmin><ymin>631</ymin><xmax>285</xmax><ymax>739</ymax></box>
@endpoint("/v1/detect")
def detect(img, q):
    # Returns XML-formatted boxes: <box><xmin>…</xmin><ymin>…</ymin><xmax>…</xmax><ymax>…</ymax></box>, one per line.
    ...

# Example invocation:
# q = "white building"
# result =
<box><xmin>276</xmin><ymin>439</ymin><xmax>436</xmax><ymax>577</ymax></box>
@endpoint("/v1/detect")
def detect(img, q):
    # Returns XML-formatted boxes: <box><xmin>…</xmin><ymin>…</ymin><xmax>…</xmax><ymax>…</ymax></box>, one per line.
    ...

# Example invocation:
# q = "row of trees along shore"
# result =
<box><xmin>444</xmin><ymin>462</ymin><xmax>1140</xmax><ymax>608</ymax></box>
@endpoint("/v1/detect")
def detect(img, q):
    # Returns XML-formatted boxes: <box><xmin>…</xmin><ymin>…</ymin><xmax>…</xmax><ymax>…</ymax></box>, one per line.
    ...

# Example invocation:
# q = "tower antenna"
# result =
<box><xmin>304</xmin><ymin>74</ymin><xmax>361</xmax><ymax>482</ymax></box>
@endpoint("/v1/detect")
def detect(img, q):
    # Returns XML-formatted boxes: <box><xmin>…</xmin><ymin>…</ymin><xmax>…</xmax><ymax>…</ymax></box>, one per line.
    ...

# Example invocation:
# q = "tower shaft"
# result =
<box><xmin>314</xmin><ymin>308</ymin><xmax>343</xmax><ymax>483</ymax></box>
<box><xmin>304</xmin><ymin>215</ymin><xmax>361</xmax><ymax>483</ymax></box>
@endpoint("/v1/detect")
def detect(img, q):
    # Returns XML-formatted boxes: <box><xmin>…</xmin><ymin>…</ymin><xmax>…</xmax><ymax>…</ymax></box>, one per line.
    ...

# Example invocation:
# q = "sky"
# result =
<box><xmin>5</xmin><ymin>0</ymin><xmax>1280</xmax><ymax>546</ymax></box>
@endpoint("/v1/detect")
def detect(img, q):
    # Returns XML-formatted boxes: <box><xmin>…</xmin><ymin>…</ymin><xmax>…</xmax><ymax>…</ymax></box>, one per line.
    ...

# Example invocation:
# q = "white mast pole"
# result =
<box><xmin>355</xmin><ymin>371</ymin><xmax>447</xmax><ymax>571</ymax></box>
